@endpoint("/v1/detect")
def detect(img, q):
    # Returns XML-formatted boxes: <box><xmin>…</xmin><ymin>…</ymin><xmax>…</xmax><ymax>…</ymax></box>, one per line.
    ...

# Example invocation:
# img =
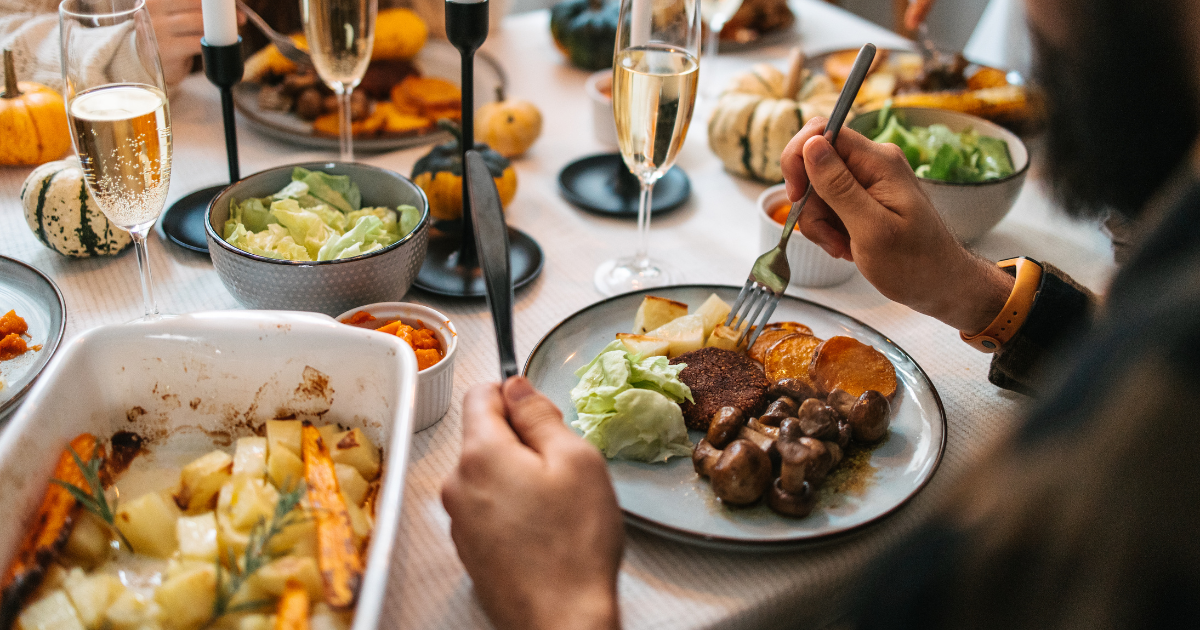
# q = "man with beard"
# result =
<box><xmin>439</xmin><ymin>0</ymin><xmax>1200</xmax><ymax>628</ymax></box>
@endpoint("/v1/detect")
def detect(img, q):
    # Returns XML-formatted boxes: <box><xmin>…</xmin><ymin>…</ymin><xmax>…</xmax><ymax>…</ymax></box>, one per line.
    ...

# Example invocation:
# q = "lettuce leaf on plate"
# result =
<box><xmin>569</xmin><ymin>340</ymin><xmax>693</xmax><ymax>462</ymax></box>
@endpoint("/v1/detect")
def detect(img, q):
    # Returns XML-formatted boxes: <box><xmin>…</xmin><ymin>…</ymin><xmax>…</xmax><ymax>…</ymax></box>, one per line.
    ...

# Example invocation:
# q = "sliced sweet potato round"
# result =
<box><xmin>764</xmin><ymin>321</ymin><xmax>814</xmax><ymax>336</ymax></box>
<box><xmin>750</xmin><ymin>328</ymin><xmax>806</xmax><ymax>364</ymax></box>
<box><xmin>809</xmin><ymin>336</ymin><xmax>897</xmax><ymax>399</ymax></box>
<box><xmin>764</xmin><ymin>334</ymin><xmax>823</xmax><ymax>386</ymax></box>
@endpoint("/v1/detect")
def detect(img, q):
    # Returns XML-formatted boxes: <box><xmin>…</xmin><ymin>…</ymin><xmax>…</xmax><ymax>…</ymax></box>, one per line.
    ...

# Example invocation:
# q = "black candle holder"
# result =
<box><xmin>159</xmin><ymin>38</ymin><xmax>244</xmax><ymax>254</ymax></box>
<box><xmin>413</xmin><ymin>0</ymin><xmax>543</xmax><ymax>297</ymax></box>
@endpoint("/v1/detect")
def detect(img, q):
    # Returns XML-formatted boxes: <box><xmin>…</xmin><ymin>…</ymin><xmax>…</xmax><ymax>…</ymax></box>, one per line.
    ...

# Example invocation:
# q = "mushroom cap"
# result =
<box><xmin>848</xmin><ymin>389</ymin><xmax>891</xmax><ymax>443</ymax></box>
<box><xmin>706</xmin><ymin>406</ymin><xmax>745</xmax><ymax>449</ymax></box>
<box><xmin>692</xmin><ymin>439</ymin><xmax>722</xmax><ymax>477</ymax></box>
<box><xmin>709</xmin><ymin>439</ymin><xmax>772</xmax><ymax>505</ymax></box>
<box><xmin>826</xmin><ymin>388</ymin><xmax>857</xmax><ymax>418</ymax></box>
<box><xmin>796</xmin><ymin>398</ymin><xmax>838</xmax><ymax>440</ymax></box>
<box><xmin>770</xmin><ymin>378</ymin><xmax>819</xmax><ymax>402</ymax></box>
<box><xmin>767</xmin><ymin>478</ymin><xmax>817</xmax><ymax>518</ymax></box>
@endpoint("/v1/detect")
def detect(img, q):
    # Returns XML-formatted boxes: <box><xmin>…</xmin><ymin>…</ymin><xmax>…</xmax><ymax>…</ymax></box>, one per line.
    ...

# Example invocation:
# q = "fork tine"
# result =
<box><xmin>725</xmin><ymin>281</ymin><xmax>753</xmax><ymax>328</ymax></box>
<box><xmin>745</xmin><ymin>298</ymin><xmax>780</xmax><ymax>348</ymax></box>
<box><xmin>735</xmin><ymin>287</ymin><xmax>770</xmax><ymax>346</ymax></box>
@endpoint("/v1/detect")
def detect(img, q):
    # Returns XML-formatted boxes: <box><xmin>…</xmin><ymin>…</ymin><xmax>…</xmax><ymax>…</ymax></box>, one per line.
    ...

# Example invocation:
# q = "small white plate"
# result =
<box><xmin>524</xmin><ymin>285</ymin><xmax>946</xmax><ymax>551</ymax></box>
<box><xmin>0</xmin><ymin>256</ymin><xmax>66</xmax><ymax>420</ymax></box>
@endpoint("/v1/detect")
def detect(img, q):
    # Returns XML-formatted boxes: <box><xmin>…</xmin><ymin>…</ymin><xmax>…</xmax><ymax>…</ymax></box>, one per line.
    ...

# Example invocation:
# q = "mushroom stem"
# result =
<box><xmin>2</xmin><ymin>48</ymin><xmax>21</xmax><ymax>100</ymax></box>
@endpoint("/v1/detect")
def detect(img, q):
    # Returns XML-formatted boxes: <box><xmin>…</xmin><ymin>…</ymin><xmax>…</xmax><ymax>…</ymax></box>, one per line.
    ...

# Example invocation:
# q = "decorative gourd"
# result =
<box><xmin>1</xmin><ymin>49</ymin><xmax>72</xmax><ymax>166</ymax></box>
<box><xmin>549</xmin><ymin>0</ymin><xmax>619</xmax><ymax>71</ymax></box>
<box><xmin>412</xmin><ymin>122</ymin><xmax>517</xmax><ymax>221</ymax></box>
<box><xmin>475</xmin><ymin>87</ymin><xmax>543</xmax><ymax>158</ymax></box>
<box><xmin>707</xmin><ymin>48</ymin><xmax>841</xmax><ymax>183</ymax></box>
<box><xmin>20</xmin><ymin>157</ymin><xmax>132</xmax><ymax>258</ymax></box>
<box><xmin>372</xmin><ymin>8</ymin><xmax>428</xmax><ymax>61</ymax></box>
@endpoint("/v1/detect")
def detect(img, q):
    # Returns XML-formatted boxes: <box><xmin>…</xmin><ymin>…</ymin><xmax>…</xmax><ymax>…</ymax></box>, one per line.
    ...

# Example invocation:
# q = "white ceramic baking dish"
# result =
<box><xmin>0</xmin><ymin>311</ymin><xmax>417</xmax><ymax>630</ymax></box>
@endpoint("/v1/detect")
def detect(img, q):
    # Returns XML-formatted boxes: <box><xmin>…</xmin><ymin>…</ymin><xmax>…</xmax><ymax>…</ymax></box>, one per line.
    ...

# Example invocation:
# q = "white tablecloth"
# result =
<box><xmin>0</xmin><ymin>2</ymin><xmax>1115</xmax><ymax>628</ymax></box>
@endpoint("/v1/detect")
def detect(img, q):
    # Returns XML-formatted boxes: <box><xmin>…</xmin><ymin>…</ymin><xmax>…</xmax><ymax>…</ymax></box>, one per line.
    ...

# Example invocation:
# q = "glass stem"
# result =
<box><xmin>129</xmin><ymin>225</ymin><xmax>159</xmax><ymax>319</ymax></box>
<box><xmin>635</xmin><ymin>178</ymin><xmax>655</xmax><ymax>268</ymax></box>
<box><xmin>337</xmin><ymin>85</ymin><xmax>354</xmax><ymax>162</ymax></box>
<box><xmin>703</xmin><ymin>17</ymin><xmax>723</xmax><ymax>97</ymax></box>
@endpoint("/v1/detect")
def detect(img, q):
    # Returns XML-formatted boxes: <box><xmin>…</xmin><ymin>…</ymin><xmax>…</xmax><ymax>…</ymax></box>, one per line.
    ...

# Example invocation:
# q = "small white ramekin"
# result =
<box><xmin>757</xmin><ymin>184</ymin><xmax>858</xmax><ymax>288</ymax></box>
<box><xmin>585</xmin><ymin>70</ymin><xmax>617</xmax><ymax>148</ymax></box>
<box><xmin>337</xmin><ymin>302</ymin><xmax>458</xmax><ymax>432</ymax></box>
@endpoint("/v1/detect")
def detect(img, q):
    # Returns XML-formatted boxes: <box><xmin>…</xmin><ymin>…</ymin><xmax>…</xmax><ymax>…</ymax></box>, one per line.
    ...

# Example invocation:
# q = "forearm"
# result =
<box><xmin>911</xmin><ymin>249</ymin><xmax>1016</xmax><ymax>336</ymax></box>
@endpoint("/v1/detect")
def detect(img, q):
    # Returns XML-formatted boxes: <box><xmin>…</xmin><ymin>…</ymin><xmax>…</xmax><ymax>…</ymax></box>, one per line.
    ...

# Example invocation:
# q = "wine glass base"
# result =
<box><xmin>594</xmin><ymin>256</ymin><xmax>681</xmax><ymax>297</ymax></box>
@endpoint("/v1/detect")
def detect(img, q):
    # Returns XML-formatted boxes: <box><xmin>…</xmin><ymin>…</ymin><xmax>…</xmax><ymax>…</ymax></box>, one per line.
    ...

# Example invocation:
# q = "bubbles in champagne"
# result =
<box><xmin>69</xmin><ymin>84</ymin><xmax>172</xmax><ymax>229</ymax></box>
<box><xmin>613</xmin><ymin>46</ymin><xmax>700</xmax><ymax>181</ymax></box>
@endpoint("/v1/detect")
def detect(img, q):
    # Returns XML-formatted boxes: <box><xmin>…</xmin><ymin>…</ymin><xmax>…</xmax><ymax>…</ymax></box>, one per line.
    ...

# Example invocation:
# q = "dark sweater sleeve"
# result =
<box><xmin>987</xmin><ymin>263</ymin><xmax>1097</xmax><ymax>394</ymax></box>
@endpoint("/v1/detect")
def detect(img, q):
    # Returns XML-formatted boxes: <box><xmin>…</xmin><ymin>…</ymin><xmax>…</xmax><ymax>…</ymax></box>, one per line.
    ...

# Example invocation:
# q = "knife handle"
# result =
<box><xmin>466</xmin><ymin>150</ymin><xmax>519</xmax><ymax>380</ymax></box>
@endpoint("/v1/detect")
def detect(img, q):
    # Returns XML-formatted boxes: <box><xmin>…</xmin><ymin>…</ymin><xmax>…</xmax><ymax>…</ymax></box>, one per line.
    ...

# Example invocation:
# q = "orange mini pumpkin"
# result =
<box><xmin>0</xmin><ymin>49</ymin><xmax>72</xmax><ymax>166</ymax></box>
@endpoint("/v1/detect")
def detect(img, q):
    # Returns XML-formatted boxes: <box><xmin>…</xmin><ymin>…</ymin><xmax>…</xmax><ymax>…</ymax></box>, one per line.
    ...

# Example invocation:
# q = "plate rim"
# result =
<box><xmin>522</xmin><ymin>283</ymin><xmax>947</xmax><ymax>550</ymax></box>
<box><xmin>0</xmin><ymin>255</ymin><xmax>68</xmax><ymax>417</ymax></box>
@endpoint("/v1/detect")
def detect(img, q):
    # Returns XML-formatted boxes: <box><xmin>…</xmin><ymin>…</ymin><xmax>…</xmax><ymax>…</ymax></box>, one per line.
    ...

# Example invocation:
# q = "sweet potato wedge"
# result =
<box><xmin>808</xmin><ymin>336</ymin><xmax>897</xmax><ymax>399</ymax></box>
<box><xmin>749</xmin><ymin>328</ymin><xmax>803</xmax><ymax>364</ymax></box>
<box><xmin>301</xmin><ymin>424</ymin><xmax>363</xmax><ymax>610</ymax></box>
<box><xmin>274</xmin><ymin>580</ymin><xmax>311</xmax><ymax>630</ymax></box>
<box><xmin>763</xmin><ymin>334</ymin><xmax>823</xmax><ymax>387</ymax></box>
<box><xmin>0</xmin><ymin>434</ymin><xmax>99</xmax><ymax>628</ymax></box>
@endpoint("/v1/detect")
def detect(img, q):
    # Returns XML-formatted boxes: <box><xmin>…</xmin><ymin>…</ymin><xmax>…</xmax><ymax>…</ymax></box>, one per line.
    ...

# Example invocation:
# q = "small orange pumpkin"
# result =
<box><xmin>0</xmin><ymin>48</ymin><xmax>72</xmax><ymax>166</ymax></box>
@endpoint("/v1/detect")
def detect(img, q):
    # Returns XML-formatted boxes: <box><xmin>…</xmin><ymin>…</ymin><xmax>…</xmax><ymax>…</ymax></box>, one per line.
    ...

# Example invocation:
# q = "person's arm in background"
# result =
<box><xmin>780</xmin><ymin>117</ymin><xmax>1095</xmax><ymax>393</ymax></box>
<box><xmin>0</xmin><ymin>0</ymin><xmax>203</xmax><ymax>92</ymax></box>
<box><xmin>442</xmin><ymin>377</ymin><xmax>624</xmax><ymax>630</ymax></box>
<box><xmin>904</xmin><ymin>0</ymin><xmax>935</xmax><ymax>32</ymax></box>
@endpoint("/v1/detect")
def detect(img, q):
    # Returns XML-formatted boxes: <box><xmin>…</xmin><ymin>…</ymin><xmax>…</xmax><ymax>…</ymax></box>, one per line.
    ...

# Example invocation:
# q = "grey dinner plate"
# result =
<box><xmin>524</xmin><ymin>285</ymin><xmax>946</xmax><ymax>551</ymax></box>
<box><xmin>233</xmin><ymin>41</ymin><xmax>507</xmax><ymax>152</ymax></box>
<box><xmin>0</xmin><ymin>256</ymin><xmax>66</xmax><ymax>420</ymax></box>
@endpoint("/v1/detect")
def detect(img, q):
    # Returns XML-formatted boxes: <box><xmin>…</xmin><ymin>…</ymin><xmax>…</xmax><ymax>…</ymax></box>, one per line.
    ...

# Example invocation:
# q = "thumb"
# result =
<box><xmin>803</xmin><ymin>135</ymin><xmax>879</xmax><ymax>226</ymax></box>
<box><xmin>501</xmin><ymin>376</ymin><xmax>573</xmax><ymax>453</ymax></box>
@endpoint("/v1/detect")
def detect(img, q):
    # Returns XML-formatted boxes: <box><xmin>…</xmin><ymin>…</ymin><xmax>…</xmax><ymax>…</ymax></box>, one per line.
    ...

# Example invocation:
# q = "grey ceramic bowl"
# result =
<box><xmin>848</xmin><ymin>107</ymin><xmax>1030</xmax><ymax>242</ymax></box>
<box><xmin>206</xmin><ymin>162</ymin><xmax>430</xmax><ymax>315</ymax></box>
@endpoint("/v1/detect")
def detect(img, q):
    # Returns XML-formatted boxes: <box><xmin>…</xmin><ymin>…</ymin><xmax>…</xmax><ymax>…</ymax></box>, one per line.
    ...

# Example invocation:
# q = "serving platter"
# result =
<box><xmin>524</xmin><ymin>285</ymin><xmax>945</xmax><ymax>551</ymax></box>
<box><xmin>0</xmin><ymin>256</ymin><xmax>66</xmax><ymax>420</ymax></box>
<box><xmin>232</xmin><ymin>40</ymin><xmax>507</xmax><ymax>152</ymax></box>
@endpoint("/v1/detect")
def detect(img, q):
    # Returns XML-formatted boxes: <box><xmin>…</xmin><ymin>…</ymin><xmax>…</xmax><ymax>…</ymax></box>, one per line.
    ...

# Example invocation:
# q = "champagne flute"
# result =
<box><xmin>60</xmin><ymin>0</ymin><xmax>172</xmax><ymax>319</ymax></box>
<box><xmin>700</xmin><ymin>0</ymin><xmax>743</xmax><ymax>97</ymax></box>
<box><xmin>301</xmin><ymin>0</ymin><xmax>377</xmax><ymax>162</ymax></box>
<box><xmin>595</xmin><ymin>0</ymin><xmax>701</xmax><ymax>296</ymax></box>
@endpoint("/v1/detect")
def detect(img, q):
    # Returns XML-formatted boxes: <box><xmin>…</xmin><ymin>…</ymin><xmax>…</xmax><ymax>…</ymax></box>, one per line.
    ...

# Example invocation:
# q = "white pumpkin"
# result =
<box><xmin>19</xmin><ymin>157</ymin><xmax>131</xmax><ymax>258</ymax></box>
<box><xmin>707</xmin><ymin>48</ymin><xmax>843</xmax><ymax>183</ymax></box>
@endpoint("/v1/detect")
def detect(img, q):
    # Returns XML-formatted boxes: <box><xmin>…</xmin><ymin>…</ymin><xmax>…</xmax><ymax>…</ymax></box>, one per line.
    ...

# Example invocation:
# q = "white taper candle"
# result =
<box><xmin>201</xmin><ymin>0</ymin><xmax>239</xmax><ymax>47</ymax></box>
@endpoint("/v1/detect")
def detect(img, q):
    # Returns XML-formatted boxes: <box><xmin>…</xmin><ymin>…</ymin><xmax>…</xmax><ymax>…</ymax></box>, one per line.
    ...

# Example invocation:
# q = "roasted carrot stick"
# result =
<box><xmin>301</xmin><ymin>423</ymin><xmax>363</xmax><ymax>609</ymax></box>
<box><xmin>274</xmin><ymin>580</ymin><xmax>311</xmax><ymax>630</ymax></box>
<box><xmin>0</xmin><ymin>434</ymin><xmax>99</xmax><ymax>628</ymax></box>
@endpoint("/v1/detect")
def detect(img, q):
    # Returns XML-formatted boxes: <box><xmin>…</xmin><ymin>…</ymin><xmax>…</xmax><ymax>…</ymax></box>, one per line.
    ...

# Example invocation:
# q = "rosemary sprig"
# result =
<box><xmin>51</xmin><ymin>449</ymin><xmax>134</xmax><ymax>550</ymax></box>
<box><xmin>212</xmin><ymin>483</ymin><xmax>308</xmax><ymax>620</ymax></box>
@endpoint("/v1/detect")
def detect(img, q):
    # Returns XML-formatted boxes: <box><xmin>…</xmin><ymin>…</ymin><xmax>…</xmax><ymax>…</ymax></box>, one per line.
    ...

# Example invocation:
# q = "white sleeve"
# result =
<box><xmin>1</xmin><ymin>10</ymin><xmax>142</xmax><ymax>95</ymax></box>
<box><xmin>963</xmin><ymin>0</ymin><xmax>1032</xmax><ymax>76</ymax></box>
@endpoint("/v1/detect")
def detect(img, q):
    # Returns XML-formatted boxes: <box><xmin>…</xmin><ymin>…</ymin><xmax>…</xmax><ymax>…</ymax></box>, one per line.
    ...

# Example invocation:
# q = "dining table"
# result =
<box><xmin>0</xmin><ymin>1</ymin><xmax>1117</xmax><ymax>627</ymax></box>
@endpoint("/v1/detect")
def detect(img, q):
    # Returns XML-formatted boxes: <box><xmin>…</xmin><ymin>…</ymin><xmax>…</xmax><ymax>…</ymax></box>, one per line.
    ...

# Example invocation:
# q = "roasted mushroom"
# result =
<box><xmin>706</xmin><ymin>407</ymin><xmax>745</xmax><ymax>448</ymax></box>
<box><xmin>692</xmin><ymin>439</ymin><xmax>723</xmax><ymax>477</ymax></box>
<box><xmin>746</xmin><ymin>417</ymin><xmax>780</xmax><ymax>440</ymax></box>
<box><xmin>759</xmin><ymin>396</ymin><xmax>798</xmax><ymax>425</ymax></box>
<box><xmin>778</xmin><ymin>416</ymin><xmax>804</xmax><ymax>442</ymax></box>
<box><xmin>294</xmin><ymin>88</ymin><xmax>325</xmax><ymax>120</ymax></box>
<box><xmin>708</xmin><ymin>440</ymin><xmax>772</xmax><ymax>505</ymax></box>
<box><xmin>824</xmin><ymin>440</ymin><xmax>843</xmax><ymax>468</ymax></box>
<box><xmin>835</xmin><ymin>419</ymin><xmax>852</xmax><ymax>449</ymax></box>
<box><xmin>798</xmin><ymin>437</ymin><xmax>835</xmax><ymax>484</ymax></box>
<box><xmin>767</xmin><ymin>478</ymin><xmax>817</xmax><ymax>518</ymax></box>
<box><xmin>796</xmin><ymin>398</ymin><xmax>838</xmax><ymax>441</ymax></box>
<box><xmin>826</xmin><ymin>388</ymin><xmax>857</xmax><ymax>419</ymax></box>
<box><xmin>848</xmin><ymin>390</ymin><xmax>891</xmax><ymax>443</ymax></box>
<box><xmin>737</xmin><ymin>425</ymin><xmax>778</xmax><ymax>463</ymax></box>
<box><xmin>776</xmin><ymin>438</ymin><xmax>810</xmax><ymax>494</ymax></box>
<box><xmin>769</xmin><ymin>378</ymin><xmax>818</xmax><ymax>402</ymax></box>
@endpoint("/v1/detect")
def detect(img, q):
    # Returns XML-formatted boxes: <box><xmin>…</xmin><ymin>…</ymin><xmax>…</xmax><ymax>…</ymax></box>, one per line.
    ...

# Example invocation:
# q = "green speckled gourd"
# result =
<box><xmin>549</xmin><ymin>0</ymin><xmax>619</xmax><ymax>71</ymax></box>
<box><xmin>20</xmin><ymin>157</ymin><xmax>131</xmax><ymax>257</ymax></box>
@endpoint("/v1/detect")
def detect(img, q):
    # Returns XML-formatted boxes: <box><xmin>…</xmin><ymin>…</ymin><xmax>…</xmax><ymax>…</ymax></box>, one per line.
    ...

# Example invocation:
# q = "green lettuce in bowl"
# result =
<box><xmin>570</xmin><ymin>340</ymin><xmax>693</xmax><ymax>463</ymax></box>
<box><xmin>224</xmin><ymin>167</ymin><xmax>422</xmax><ymax>261</ymax></box>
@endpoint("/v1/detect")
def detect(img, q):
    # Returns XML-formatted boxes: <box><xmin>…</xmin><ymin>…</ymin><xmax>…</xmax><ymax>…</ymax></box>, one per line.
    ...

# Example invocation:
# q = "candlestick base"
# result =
<box><xmin>159</xmin><ymin>184</ymin><xmax>225</xmax><ymax>253</ymax></box>
<box><xmin>413</xmin><ymin>227</ymin><xmax>543</xmax><ymax>298</ymax></box>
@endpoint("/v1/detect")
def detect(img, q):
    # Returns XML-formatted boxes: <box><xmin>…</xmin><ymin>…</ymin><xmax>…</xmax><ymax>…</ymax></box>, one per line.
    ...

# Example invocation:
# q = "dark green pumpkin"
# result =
<box><xmin>412</xmin><ymin>122</ymin><xmax>517</xmax><ymax>221</ymax></box>
<box><xmin>550</xmin><ymin>0</ymin><xmax>619</xmax><ymax>71</ymax></box>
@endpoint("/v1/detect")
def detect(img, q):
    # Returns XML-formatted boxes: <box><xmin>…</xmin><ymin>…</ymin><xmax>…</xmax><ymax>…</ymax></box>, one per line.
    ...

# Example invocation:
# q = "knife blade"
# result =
<box><xmin>466</xmin><ymin>150</ymin><xmax>519</xmax><ymax>380</ymax></box>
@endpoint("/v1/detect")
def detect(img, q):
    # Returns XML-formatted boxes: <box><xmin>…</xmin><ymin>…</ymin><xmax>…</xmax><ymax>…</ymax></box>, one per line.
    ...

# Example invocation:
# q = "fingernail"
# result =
<box><xmin>504</xmin><ymin>376</ymin><xmax>536</xmax><ymax>402</ymax></box>
<box><xmin>807</xmin><ymin>138</ymin><xmax>833</xmax><ymax>165</ymax></box>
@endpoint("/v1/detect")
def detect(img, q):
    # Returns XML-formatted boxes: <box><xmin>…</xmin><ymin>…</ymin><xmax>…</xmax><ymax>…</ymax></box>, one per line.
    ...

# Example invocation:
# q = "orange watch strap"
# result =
<box><xmin>960</xmin><ymin>257</ymin><xmax>1043</xmax><ymax>353</ymax></box>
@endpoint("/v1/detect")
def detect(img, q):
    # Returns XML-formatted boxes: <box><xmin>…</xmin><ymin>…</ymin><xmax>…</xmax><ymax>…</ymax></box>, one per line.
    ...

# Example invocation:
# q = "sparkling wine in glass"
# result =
<box><xmin>700</xmin><ymin>0</ymin><xmax>743</xmax><ymax>96</ymax></box>
<box><xmin>60</xmin><ymin>0</ymin><xmax>173</xmax><ymax>319</ymax></box>
<box><xmin>301</xmin><ymin>0</ymin><xmax>377</xmax><ymax>161</ymax></box>
<box><xmin>595</xmin><ymin>0</ymin><xmax>701</xmax><ymax>296</ymax></box>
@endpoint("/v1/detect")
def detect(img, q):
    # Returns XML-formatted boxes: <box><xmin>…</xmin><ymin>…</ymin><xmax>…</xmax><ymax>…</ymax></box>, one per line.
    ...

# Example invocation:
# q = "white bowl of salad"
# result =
<box><xmin>206</xmin><ymin>162</ymin><xmax>430</xmax><ymax>315</ymax></box>
<box><xmin>849</xmin><ymin>106</ymin><xmax>1030</xmax><ymax>242</ymax></box>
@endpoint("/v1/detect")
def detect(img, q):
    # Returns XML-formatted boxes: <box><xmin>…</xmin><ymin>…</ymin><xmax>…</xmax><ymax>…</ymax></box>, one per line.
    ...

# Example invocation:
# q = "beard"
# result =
<box><xmin>1032</xmin><ymin>1</ymin><xmax>1198</xmax><ymax>220</ymax></box>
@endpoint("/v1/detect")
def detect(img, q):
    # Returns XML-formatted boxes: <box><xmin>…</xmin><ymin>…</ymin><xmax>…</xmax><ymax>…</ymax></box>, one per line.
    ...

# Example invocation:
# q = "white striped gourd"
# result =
<box><xmin>707</xmin><ymin>49</ymin><xmax>842</xmax><ymax>183</ymax></box>
<box><xmin>20</xmin><ymin>157</ymin><xmax>131</xmax><ymax>257</ymax></box>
